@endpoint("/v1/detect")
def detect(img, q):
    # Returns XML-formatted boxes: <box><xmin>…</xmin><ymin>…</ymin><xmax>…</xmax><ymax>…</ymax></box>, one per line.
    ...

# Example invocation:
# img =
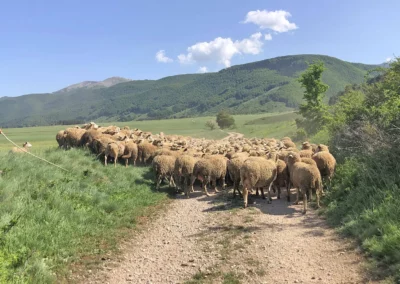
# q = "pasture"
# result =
<box><xmin>0</xmin><ymin>112</ymin><xmax>297</xmax><ymax>151</ymax></box>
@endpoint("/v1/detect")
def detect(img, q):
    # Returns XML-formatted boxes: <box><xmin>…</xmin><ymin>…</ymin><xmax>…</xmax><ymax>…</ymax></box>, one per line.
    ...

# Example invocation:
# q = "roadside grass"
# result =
<box><xmin>0</xmin><ymin>112</ymin><xmax>297</xmax><ymax>151</ymax></box>
<box><xmin>0</xmin><ymin>148</ymin><xmax>169</xmax><ymax>283</ymax></box>
<box><xmin>322</xmin><ymin>154</ymin><xmax>400</xmax><ymax>282</ymax></box>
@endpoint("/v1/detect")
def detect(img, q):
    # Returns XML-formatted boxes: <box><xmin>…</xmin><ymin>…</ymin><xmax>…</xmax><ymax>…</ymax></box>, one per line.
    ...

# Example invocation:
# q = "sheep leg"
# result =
<box><xmin>243</xmin><ymin>187</ymin><xmax>249</xmax><ymax>208</ymax></box>
<box><xmin>316</xmin><ymin>189</ymin><xmax>321</xmax><ymax>209</ymax></box>
<box><xmin>125</xmin><ymin>159</ymin><xmax>129</xmax><ymax>168</ymax></box>
<box><xmin>267</xmin><ymin>183</ymin><xmax>273</xmax><ymax>203</ymax></box>
<box><xmin>286</xmin><ymin>182</ymin><xmax>291</xmax><ymax>202</ymax></box>
<box><xmin>169</xmin><ymin>175</ymin><xmax>176</xmax><ymax>188</ymax></box>
<box><xmin>104</xmin><ymin>155</ymin><xmax>108</xmax><ymax>166</ymax></box>
<box><xmin>294</xmin><ymin>188</ymin><xmax>300</xmax><ymax>205</ymax></box>
<box><xmin>114</xmin><ymin>157</ymin><xmax>117</xmax><ymax>168</ymax></box>
<box><xmin>203</xmin><ymin>178</ymin><xmax>211</xmax><ymax>197</ymax></box>
<box><xmin>184</xmin><ymin>176</ymin><xmax>190</xmax><ymax>198</ymax></box>
<box><xmin>308</xmin><ymin>187</ymin><xmax>313</xmax><ymax>202</ymax></box>
<box><xmin>189</xmin><ymin>174</ymin><xmax>194</xmax><ymax>192</ymax></box>
<box><xmin>277</xmin><ymin>184</ymin><xmax>281</xmax><ymax>199</ymax></box>
<box><xmin>255</xmin><ymin>188</ymin><xmax>260</xmax><ymax>197</ymax></box>
<box><xmin>156</xmin><ymin>174</ymin><xmax>163</xmax><ymax>190</ymax></box>
<box><xmin>212</xmin><ymin>179</ymin><xmax>220</xmax><ymax>193</ymax></box>
<box><xmin>303</xmin><ymin>190</ymin><xmax>308</xmax><ymax>214</ymax></box>
<box><xmin>260</xmin><ymin>187</ymin><xmax>266</xmax><ymax>200</ymax></box>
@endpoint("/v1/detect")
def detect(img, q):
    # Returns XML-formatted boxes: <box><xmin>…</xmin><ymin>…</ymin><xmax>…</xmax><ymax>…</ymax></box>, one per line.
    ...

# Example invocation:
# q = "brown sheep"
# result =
<box><xmin>273</xmin><ymin>158</ymin><xmax>290</xmax><ymax>202</ymax></box>
<box><xmin>80</xmin><ymin>129</ymin><xmax>102</xmax><ymax>148</ymax></box>
<box><xmin>174</xmin><ymin>155</ymin><xmax>197</xmax><ymax>197</ymax></box>
<box><xmin>281</xmin><ymin>138</ymin><xmax>296</xmax><ymax>149</ymax></box>
<box><xmin>191</xmin><ymin>155</ymin><xmax>227</xmax><ymax>196</ymax></box>
<box><xmin>152</xmin><ymin>155</ymin><xmax>177</xmax><ymax>190</ymax></box>
<box><xmin>121</xmin><ymin>140</ymin><xmax>138</xmax><ymax>167</ymax></box>
<box><xmin>240</xmin><ymin>157</ymin><xmax>277</xmax><ymax>208</ymax></box>
<box><xmin>104</xmin><ymin>141</ymin><xmax>125</xmax><ymax>167</ymax></box>
<box><xmin>226</xmin><ymin>153</ymin><xmax>249</xmax><ymax>198</ymax></box>
<box><xmin>312</xmin><ymin>145</ymin><xmax>336</xmax><ymax>189</ymax></box>
<box><xmin>56</xmin><ymin>130</ymin><xmax>66</xmax><ymax>149</ymax></box>
<box><xmin>89</xmin><ymin>135</ymin><xmax>114</xmax><ymax>156</ymax></box>
<box><xmin>299</xmin><ymin>142</ymin><xmax>313</xmax><ymax>158</ymax></box>
<box><xmin>137</xmin><ymin>141</ymin><xmax>158</xmax><ymax>165</ymax></box>
<box><xmin>286</xmin><ymin>152</ymin><xmax>322</xmax><ymax>214</ymax></box>
<box><xmin>64</xmin><ymin>128</ymin><xmax>86</xmax><ymax>149</ymax></box>
<box><xmin>10</xmin><ymin>142</ymin><xmax>32</xmax><ymax>153</ymax></box>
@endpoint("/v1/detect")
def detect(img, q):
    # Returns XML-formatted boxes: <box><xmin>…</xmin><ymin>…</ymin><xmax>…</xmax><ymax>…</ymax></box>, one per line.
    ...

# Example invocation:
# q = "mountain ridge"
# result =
<box><xmin>55</xmin><ymin>76</ymin><xmax>132</xmax><ymax>93</ymax></box>
<box><xmin>0</xmin><ymin>54</ymin><xmax>380</xmax><ymax>128</ymax></box>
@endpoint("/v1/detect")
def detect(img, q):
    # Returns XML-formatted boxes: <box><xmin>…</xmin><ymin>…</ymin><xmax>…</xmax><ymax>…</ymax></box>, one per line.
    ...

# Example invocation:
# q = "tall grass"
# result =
<box><xmin>0</xmin><ymin>149</ymin><xmax>167</xmax><ymax>283</ymax></box>
<box><xmin>323</xmin><ymin>151</ymin><xmax>400</xmax><ymax>281</ymax></box>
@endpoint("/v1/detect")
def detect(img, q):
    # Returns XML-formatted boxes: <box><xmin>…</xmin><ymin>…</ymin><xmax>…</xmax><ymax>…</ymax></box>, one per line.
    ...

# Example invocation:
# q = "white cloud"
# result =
<box><xmin>264</xmin><ymin>33</ymin><xmax>272</xmax><ymax>40</ymax></box>
<box><xmin>243</xmin><ymin>10</ymin><xmax>298</xmax><ymax>33</ymax></box>
<box><xmin>155</xmin><ymin>50</ymin><xmax>173</xmax><ymax>63</ymax></box>
<box><xmin>198</xmin><ymin>66</ymin><xmax>208</xmax><ymax>73</ymax></box>
<box><xmin>386</xmin><ymin>57</ymin><xmax>392</xmax><ymax>62</ymax></box>
<box><xmin>178</xmin><ymin>33</ymin><xmax>264</xmax><ymax>67</ymax></box>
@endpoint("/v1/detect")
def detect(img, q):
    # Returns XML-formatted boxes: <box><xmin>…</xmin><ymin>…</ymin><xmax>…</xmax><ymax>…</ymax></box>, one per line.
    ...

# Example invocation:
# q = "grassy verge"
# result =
<box><xmin>322</xmin><ymin>153</ymin><xmax>400</xmax><ymax>282</ymax></box>
<box><xmin>0</xmin><ymin>148</ymin><xmax>169</xmax><ymax>283</ymax></box>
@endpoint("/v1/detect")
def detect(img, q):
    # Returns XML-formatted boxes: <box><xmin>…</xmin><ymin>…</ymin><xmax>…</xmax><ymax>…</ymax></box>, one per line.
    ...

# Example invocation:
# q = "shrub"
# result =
<box><xmin>216</xmin><ymin>110</ymin><xmax>235</xmax><ymax>129</ymax></box>
<box><xmin>205</xmin><ymin>120</ymin><xmax>217</xmax><ymax>130</ymax></box>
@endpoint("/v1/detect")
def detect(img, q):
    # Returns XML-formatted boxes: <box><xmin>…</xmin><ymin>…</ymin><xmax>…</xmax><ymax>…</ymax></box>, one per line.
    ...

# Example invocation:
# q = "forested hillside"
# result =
<box><xmin>0</xmin><ymin>54</ymin><xmax>377</xmax><ymax>127</ymax></box>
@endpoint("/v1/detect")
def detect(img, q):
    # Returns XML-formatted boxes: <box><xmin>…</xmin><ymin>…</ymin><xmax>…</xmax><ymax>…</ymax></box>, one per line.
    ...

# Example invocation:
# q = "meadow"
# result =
<box><xmin>0</xmin><ymin>112</ymin><xmax>298</xmax><ymax>151</ymax></box>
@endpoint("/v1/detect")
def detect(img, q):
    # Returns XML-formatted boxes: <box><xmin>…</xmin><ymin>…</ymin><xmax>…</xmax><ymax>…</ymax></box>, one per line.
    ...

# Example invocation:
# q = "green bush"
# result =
<box><xmin>320</xmin><ymin>58</ymin><xmax>400</xmax><ymax>282</ymax></box>
<box><xmin>216</xmin><ymin>110</ymin><xmax>235</xmax><ymax>129</ymax></box>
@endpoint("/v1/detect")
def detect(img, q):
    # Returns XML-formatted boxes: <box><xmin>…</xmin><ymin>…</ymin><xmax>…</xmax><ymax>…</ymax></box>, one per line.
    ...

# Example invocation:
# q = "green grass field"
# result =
<box><xmin>0</xmin><ymin>149</ymin><xmax>169</xmax><ymax>283</ymax></box>
<box><xmin>0</xmin><ymin>112</ymin><xmax>297</xmax><ymax>151</ymax></box>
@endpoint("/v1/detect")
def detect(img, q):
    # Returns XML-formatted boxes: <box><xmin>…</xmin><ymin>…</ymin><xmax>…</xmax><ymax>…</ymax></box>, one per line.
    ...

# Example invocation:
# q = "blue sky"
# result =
<box><xmin>1</xmin><ymin>0</ymin><xmax>399</xmax><ymax>97</ymax></box>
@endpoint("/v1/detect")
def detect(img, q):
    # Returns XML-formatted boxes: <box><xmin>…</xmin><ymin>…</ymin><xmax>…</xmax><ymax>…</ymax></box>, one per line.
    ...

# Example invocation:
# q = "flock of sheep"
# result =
<box><xmin>56</xmin><ymin>122</ymin><xmax>336</xmax><ymax>214</ymax></box>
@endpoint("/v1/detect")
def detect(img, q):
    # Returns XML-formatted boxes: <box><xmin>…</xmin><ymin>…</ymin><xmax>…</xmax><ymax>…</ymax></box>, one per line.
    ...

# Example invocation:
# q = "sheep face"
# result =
<box><xmin>23</xmin><ymin>142</ymin><xmax>32</xmax><ymax>148</ymax></box>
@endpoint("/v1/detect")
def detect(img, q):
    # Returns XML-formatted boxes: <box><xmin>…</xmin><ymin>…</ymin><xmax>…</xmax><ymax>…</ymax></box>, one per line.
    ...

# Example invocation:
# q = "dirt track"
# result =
<box><xmin>81</xmin><ymin>188</ymin><xmax>378</xmax><ymax>284</ymax></box>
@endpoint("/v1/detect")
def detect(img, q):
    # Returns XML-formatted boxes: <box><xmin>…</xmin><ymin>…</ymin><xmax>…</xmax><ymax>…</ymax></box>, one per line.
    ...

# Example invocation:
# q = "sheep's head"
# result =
<box><xmin>316</xmin><ymin>144</ymin><xmax>329</xmax><ymax>153</ymax></box>
<box><xmin>23</xmin><ymin>142</ymin><xmax>32</xmax><ymax>148</ymax></box>
<box><xmin>286</xmin><ymin>152</ymin><xmax>300</xmax><ymax>164</ymax></box>
<box><xmin>302</xmin><ymin>142</ymin><xmax>311</xmax><ymax>150</ymax></box>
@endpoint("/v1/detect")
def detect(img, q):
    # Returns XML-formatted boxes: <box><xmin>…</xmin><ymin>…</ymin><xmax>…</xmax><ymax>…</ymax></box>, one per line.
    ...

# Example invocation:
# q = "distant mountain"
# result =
<box><xmin>55</xmin><ymin>77</ymin><xmax>132</xmax><ymax>93</ymax></box>
<box><xmin>0</xmin><ymin>54</ymin><xmax>378</xmax><ymax>128</ymax></box>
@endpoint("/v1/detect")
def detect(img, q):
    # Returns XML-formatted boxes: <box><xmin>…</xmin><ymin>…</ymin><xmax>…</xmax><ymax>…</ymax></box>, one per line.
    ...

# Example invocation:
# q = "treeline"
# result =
<box><xmin>298</xmin><ymin>59</ymin><xmax>400</xmax><ymax>282</ymax></box>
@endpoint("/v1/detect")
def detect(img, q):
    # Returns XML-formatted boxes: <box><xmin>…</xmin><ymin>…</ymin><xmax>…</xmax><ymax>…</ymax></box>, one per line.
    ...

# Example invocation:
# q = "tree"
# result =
<box><xmin>216</xmin><ymin>110</ymin><xmax>235</xmax><ymax>129</ymax></box>
<box><xmin>296</xmin><ymin>61</ymin><xmax>330</xmax><ymax>136</ymax></box>
<box><xmin>205</xmin><ymin>120</ymin><xmax>217</xmax><ymax>130</ymax></box>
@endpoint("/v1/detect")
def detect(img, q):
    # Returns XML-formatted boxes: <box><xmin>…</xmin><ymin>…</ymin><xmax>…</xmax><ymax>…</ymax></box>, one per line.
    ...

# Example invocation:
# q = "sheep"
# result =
<box><xmin>56</xmin><ymin>130</ymin><xmax>66</xmax><ymax>149</ymax></box>
<box><xmin>227</xmin><ymin>153</ymin><xmax>248</xmax><ymax>198</ymax></box>
<box><xmin>121</xmin><ymin>140</ymin><xmax>138</xmax><ymax>167</ymax></box>
<box><xmin>299</xmin><ymin>142</ymin><xmax>313</xmax><ymax>158</ymax></box>
<box><xmin>80</xmin><ymin>129</ymin><xmax>102</xmax><ymax>148</ymax></box>
<box><xmin>174</xmin><ymin>155</ymin><xmax>197</xmax><ymax>197</ymax></box>
<box><xmin>281</xmin><ymin>137</ymin><xmax>296</xmax><ymax>149</ymax></box>
<box><xmin>240</xmin><ymin>157</ymin><xmax>277</xmax><ymax>208</ymax></box>
<box><xmin>89</xmin><ymin>135</ymin><xmax>114</xmax><ymax>157</ymax></box>
<box><xmin>64</xmin><ymin>128</ymin><xmax>86</xmax><ymax>149</ymax></box>
<box><xmin>104</xmin><ymin>141</ymin><xmax>125</xmax><ymax>167</ymax></box>
<box><xmin>152</xmin><ymin>155</ymin><xmax>177</xmax><ymax>190</ymax></box>
<box><xmin>269</xmin><ymin>150</ymin><xmax>290</xmax><ymax>201</ymax></box>
<box><xmin>191</xmin><ymin>155</ymin><xmax>227</xmax><ymax>197</ymax></box>
<box><xmin>10</xmin><ymin>142</ymin><xmax>32</xmax><ymax>153</ymax></box>
<box><xmin>203</xmin><ymin>154</ymin><xmax>228</xmax><ymax>190</ymax></box>
<box><xmin>286</xmin><ymin>152</ymin><xmax>322</xmax><ymax>214</ymax></box>
<box><xmin>312</xmin><ymin>145</ymin><xmax>336</xmax><ymax>189</ymax></box>
<box><xmin>137</xmin><ymin>140</ymin><xmax>159</xmax><ymax>165</ymax></box>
